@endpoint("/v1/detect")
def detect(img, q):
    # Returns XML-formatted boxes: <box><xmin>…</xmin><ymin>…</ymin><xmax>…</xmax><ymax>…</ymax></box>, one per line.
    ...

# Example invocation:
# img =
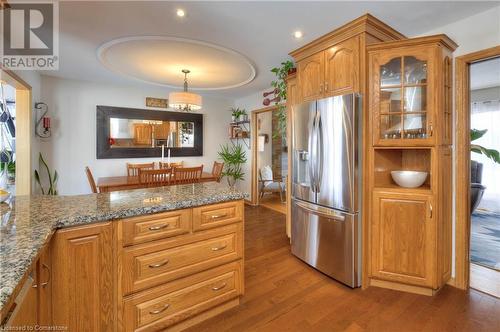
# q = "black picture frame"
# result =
<box><xmin>96</xmin><ymin>105</ymin><xmax>203</xmax><ymax>159</ymax></box>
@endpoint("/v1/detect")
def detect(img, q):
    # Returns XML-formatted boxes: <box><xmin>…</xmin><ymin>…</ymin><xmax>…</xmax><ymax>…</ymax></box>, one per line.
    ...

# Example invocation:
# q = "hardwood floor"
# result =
<box><xmin>470</xmin><ymin>263</ymin><xmax>500</xmax><ymax>298</ymax></box>
<box><xmin>188</xmin><ymin>206</ymin><xmax>500</xmax><ymax>332</ymax></box>
<box><xmin>259</xmin><ymin>193</ymin><xmax>286</xmax><ymax>215</ymax></box>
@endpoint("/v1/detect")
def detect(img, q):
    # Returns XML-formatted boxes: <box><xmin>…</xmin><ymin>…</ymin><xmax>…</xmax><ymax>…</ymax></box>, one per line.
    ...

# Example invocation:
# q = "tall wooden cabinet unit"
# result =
<box><xmin>367</xmin><ymin>35</ymin><xmax>457</xmax><ymax>295</ymax></box>
<box><xmin>288</xmin><ymin>14</ymin><xmax>406</xmax><ymax>287</ymax></box>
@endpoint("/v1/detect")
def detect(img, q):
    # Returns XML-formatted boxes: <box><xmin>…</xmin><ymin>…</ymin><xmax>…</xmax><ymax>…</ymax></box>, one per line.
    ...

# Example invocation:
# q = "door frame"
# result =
<box><xmin>454</xmin><ymin>45</ymin><xmax>500</xmax><ymax>290</ymax></box>
<box><xmin>1</xmin><ymin>68</ymin><xmax>32</xmax><ymax>195</ymax></box>
<box><xmin>250</xmin><ymin>105</ymin><xmax>279</xmax><ymax>205</ymax></box>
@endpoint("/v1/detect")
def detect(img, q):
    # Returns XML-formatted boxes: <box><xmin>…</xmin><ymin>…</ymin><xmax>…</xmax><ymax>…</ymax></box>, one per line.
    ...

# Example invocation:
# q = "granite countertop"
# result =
<box><xmin>0</xmin><ymin>182</ymin><xmax>247</xmax><ymax>311</ymax></box>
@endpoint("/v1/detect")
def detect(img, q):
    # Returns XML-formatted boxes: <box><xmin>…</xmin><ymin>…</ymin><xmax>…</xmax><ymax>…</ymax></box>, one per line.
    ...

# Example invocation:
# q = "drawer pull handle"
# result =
<box><xmin>211</xmin><ymin>213</ymin><xmax>227</xmax><ymax>219</ymax></box>
<box><xmin>149</xmin><ymin>304</ymin><xmax>170</xmax><ymax>315</ymax></box>
<box><xmin>40</xmin><ymin>263</ymin><xmax>51</xmax><ymax>287</ymax></box>
<box><xmin>212</xmin><ymin>282</ymin><xmax>227</xmax><ymax>291</ymax></box>
<box><xmin>149</xmin><ymin>260</ymin><xmax>169</xmax><ymax>268</ymax></box>
<box><xmin>149</xmin><ymin>224</ymin><xmax>169</xmax><ymax>231</ymax></box>
<box><xmin>211</xmin><ymin>244</ymin><xmax>227</xmax><ymax>251</ymax></box>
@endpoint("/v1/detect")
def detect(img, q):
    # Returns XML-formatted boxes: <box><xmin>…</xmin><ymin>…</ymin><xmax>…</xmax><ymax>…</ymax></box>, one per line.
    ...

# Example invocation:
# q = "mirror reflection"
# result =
<box><xmin>109</xmin><ymin>118</ymin><xmax>195</xmax><ymax>148</ymax></box>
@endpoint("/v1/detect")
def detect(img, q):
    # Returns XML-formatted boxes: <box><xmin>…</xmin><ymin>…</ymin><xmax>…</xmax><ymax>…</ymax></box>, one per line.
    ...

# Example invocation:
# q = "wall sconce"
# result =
<box><xmin>34</xmin><ymin>102</ymin><xmax>51</xmax><ymax>138</ymax></box>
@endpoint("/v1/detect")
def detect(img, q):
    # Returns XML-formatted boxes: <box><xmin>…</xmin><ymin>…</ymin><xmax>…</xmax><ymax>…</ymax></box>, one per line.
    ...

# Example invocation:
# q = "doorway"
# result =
<box><xmin>251</xmin><ymin>105</ymin><xmax>287</xmax><ymax>215</ymax></box>
<box><xmin>455</xmin><ymin>46</ymin><xmax>500</xmax><ymax>297</ymax></box>
<box><xmin>0</xmin><ymin>69</ymin><xmax>32</xmax><ymax>196</ymax></box>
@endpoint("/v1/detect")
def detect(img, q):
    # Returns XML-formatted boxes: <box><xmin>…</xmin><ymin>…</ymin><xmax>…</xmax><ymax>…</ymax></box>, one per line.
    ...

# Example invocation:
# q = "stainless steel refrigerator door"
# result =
<box><xmin>292</xmin><ymin>101</ymin><xmax>318</xmax><ymax>205</ymax></box>
<box><xmin>316</xmin><ymin>94</ymin><xmax>359</xmax><ymax>213</ymax></box>
<box><xmin>291</xmin><ymin>199</ymin><xmax>360</xmax><ymax>288</ymax></box>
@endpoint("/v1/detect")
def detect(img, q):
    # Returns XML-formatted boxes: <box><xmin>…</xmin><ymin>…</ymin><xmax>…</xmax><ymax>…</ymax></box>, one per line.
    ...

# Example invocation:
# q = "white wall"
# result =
<box><xmin>420</xmin><ymin>5</ymin><xmax>500</xmax><ymax>56</ymax></box>
<box><xmin>39</xmin><ymin>75</ymin><xmax>234</xmax><ymax>195</ymax></box>
<box><xmin>234</xmin><ymin>89</ymin><xmax>269</xmax><ymax>195</ymax></box>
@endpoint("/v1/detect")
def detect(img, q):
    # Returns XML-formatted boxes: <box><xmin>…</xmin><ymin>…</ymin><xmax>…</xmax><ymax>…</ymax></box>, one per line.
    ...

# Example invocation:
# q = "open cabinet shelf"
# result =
<box><xmin>373</xmin><ymin>148</ymin><xmax>432</xmax><ymax>190</ymax></box>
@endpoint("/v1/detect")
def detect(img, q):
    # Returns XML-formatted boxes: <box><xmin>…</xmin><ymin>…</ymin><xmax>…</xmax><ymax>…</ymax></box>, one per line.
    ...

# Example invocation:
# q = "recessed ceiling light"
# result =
<box><xmin>294</xmin><ymin>30</ymin><xmax>303</xmax><ymax>39</ymax></box>
<box><xmin>176</xmin><ymin>9</ymin><xmax>185</xmax><ymax>17</ymax></box>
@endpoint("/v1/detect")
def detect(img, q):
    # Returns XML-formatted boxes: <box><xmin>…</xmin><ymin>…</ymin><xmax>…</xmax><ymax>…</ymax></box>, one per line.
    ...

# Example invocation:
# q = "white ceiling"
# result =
<box><xmin>470</xmin><ymin>57</ymin><xmax>500</xmax><ymax>90</ymax></box>
<box><xmin>97</xmin><ymin>36</ymin><xmax>256</xmax><ymax>89</ymax></box>
<box><xmin>41</xmin><ymin>1</ymin><xmax>499</xmax><ymax>99</ymax></box>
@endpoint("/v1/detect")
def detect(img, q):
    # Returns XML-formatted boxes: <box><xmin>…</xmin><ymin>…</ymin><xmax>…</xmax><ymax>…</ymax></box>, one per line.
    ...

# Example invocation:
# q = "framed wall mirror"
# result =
<box><xmin>96</xmin><ymin>105</ymin><xmax>203</xmax><ymax>159</ymax></box>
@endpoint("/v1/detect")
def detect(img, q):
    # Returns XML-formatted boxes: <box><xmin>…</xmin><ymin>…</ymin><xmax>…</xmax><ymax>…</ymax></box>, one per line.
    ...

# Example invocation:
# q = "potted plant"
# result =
<box><xmin>270</xmin><ymin>60</ymin><xmax>295</xmax><ymax>143</ymax></box>
<box><xmin>218</xmin><ymin>143</ymin><xmax>247</xmax><ymax>189</ymax></box>
<box><xmin>470</xmin><ymin>128</ymin><xmax>500</xmax><ymax>213</ymax></box>
<box><xmin>230</xmin><ymin>108</ymin><xmax>246</xmax><ymax>123</ymax></box>
<box><xmin>34</xmin><ymin>153</ymin><xmax>59</xmax><ymax>195</ymax></box>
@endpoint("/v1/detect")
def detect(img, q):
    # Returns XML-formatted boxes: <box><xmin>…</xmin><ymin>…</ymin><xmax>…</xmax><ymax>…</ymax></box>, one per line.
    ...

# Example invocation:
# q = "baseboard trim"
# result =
<box><xmin>370</xmin><ymin>279</ymin><xmax>438</xmax><ymax>296</ymax></box>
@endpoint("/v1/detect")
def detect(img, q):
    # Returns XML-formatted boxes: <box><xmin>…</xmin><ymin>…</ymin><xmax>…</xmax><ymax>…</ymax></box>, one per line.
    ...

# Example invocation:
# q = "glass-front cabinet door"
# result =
<box><xmin>371</xmin><ymin>49</ymin><xmax>435</xmax><ymax>146</ymax></box>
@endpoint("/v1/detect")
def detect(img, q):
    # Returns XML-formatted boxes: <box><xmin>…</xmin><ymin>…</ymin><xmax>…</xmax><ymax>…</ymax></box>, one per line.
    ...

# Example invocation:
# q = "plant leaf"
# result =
<box><xmin>471</xmin><ymin>144</ymin><xmax>500</xmax><ymax>164</ymax></box>
<box><xmin>470</xmin><ymin>129</ymin><xmax>488</xmax><ymax>142</ymax></box>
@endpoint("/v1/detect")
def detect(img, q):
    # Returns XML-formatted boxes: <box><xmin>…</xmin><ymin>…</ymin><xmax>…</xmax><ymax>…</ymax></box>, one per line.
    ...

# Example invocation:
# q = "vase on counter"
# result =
<box><xmin>227</xmin><ymin>176</ymin><xmax>236</xmax><ymax>189</ymax></box>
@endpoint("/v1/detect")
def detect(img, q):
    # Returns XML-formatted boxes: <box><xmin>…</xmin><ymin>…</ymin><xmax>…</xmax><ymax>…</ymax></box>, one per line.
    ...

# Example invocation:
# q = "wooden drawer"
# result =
<box><xmin>192</xmin><ymin>201</ymin><xmax>243</xmax><ymax>231</ymax></box>
<box><xmin>123</xmin><ymin>261</ymin><xmax>242</xmax><ymax>332</ymax></box>
<box><xmin>122</xmin><ymin>210</ymin><xmax>191</xmax><ymax>246</ymax></box>
<box><xmin>122</xmin><ymin>224</ymin><xmax>243</xmax><ymax>294</ymax></box>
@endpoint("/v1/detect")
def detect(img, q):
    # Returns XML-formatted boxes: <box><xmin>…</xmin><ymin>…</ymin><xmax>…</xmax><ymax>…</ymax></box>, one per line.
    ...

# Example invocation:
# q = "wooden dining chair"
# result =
<box><xmin>159</xmin><ymin>161</ymin><xmax>184</xmax><ymax>169</ymax></box>
<box><xmin>211</xmin><ymin>161</ymin><xmax>224</xmax><ymax>182</ymax></box>
<box><xmin>138</xmin><ymin>168</ymin><xmax>172</xmax><ymax>187</ymax></box>
<box><xmin>85</xmin><ymin>166</ymin><xmax>98</xmax><ymax>193</ymax></box>
<box><xmin>127</xmin><ymin>162</ymin><xmax>155</xmax><ymax>177</ymax></box>
<box><xmin>173</xmin><ymin>166</ymin><xmax>203</xmax><ymax>185</ymax></box>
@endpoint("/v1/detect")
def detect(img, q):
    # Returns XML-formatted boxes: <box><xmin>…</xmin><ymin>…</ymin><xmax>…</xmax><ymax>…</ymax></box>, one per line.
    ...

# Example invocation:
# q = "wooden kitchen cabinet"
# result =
<box><xmin>368</xmin><ymin>36</ymin><xmax>457</xmax><ymax>147</ymax></box>
<box><xmin>370</xmin><ymin>191</ymin><xmax>434</xmax><ymax>287</ymax></box>
<box><xmin>297</xmin><ymin>51</ymin><xmax>324</xmax><ymax>102</ymax></box>
<box><xmin>51</xmin><ymin>222</ymin><xmax>115</xmax><ymax>332</ymax></box>
<box><xmin>133</xmin><ymin>123</ymin><xmax>152</xmax><ymax>146</ymax></box>
<box><xmin>4</xmin><ymin>246</ymin><xmax>52</xmax><ymax>328</ymax></box>
<box><xmin>324</xmin><ymin>36</ymin><xmax>360</xmax><ymax>96</ymax></box>
<box><xmin>367</xmin><ymin>35</ymin><xmax>456</xmax><ymax>295</ymax></box>
<box><xmin>297</xmin><ymin>36</ymin><xmax>360</xmax><ymax>102</ymax></box>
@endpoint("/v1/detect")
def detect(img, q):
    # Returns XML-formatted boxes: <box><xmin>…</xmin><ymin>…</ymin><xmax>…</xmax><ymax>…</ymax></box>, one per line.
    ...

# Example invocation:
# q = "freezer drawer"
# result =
<box><xmin>291</xmin><ymin>199</ymin><xmax>360</xmax><ymax>287</ymax></box>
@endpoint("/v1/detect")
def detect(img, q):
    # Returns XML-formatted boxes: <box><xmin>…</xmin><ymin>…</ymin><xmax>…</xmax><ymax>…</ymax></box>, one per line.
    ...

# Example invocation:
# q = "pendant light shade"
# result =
<box><xmin>168</xmin><ymin>69</ymin><xmax>202</xmax><ymax>111</ymax></box>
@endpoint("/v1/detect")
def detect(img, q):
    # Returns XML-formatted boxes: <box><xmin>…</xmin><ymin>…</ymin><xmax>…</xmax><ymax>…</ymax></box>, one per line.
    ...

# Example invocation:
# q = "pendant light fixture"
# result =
<box><xmin>168</xmin><ymin>69</ymin><xmax>202</xmax><ymax>111</ymax></box>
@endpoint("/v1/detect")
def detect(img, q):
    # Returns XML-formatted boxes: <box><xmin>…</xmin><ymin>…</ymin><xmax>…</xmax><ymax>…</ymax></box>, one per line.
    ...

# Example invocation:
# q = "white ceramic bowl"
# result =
<box><xmin>390</xmin><ymin>171</ymin><xmax>428</xmax><ymax>188</ymax></box>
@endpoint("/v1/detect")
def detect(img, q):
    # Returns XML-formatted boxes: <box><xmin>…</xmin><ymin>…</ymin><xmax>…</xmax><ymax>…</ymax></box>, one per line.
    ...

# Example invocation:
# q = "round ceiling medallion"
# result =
<box><xmin>97</xmin><ymin>36</ymin><xmax>256</xmax><ymax>90</ymax></box>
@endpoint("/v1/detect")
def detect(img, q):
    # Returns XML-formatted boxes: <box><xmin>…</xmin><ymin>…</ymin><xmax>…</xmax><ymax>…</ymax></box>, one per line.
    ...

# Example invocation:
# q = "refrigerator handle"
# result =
<box><xmin>294</xmin><ymin>199</ymin><xmax>346</xmax><ymax>222</ymax></box>
<box><xmin>307</xmin><ymin>111</ymin><xmax>317</xmax><ymax>193</ymax></box>
<box><xmin>316</xmin><ymin>111</ymin><xmax>324</xmax><ymax>192</ymax></box>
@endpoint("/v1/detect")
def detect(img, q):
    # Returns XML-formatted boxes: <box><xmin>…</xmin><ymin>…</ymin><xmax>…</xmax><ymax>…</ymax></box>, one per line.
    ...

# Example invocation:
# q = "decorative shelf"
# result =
<box><xmin>229</xmin><ymin>120</ymin><xmax>250</xmax><ymax>149</ymax></box>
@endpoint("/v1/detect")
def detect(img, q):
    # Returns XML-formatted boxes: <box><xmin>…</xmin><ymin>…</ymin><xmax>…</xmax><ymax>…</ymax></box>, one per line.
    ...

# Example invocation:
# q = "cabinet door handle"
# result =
<box><xmin>211</xmin><ymin>244</ymin><xmax>227</xmax><ymax>251</ymax></box>
<box><xmin>212</xmin><ymin>282</ymin><xmax>227</xmax><ymax>291</ymax></box>
<box><xmin>148</xmin><ymin>260</ymin><xmax>169</xmax><ymax>268</ymax></box>
<box><xmin>429</xmin><ymin>124</ymin><xmax>433</xmax><ymax>137</ymax></box>
<box><xmin>149</xmin><ymin>224</ymin><xmax>169</xmax><ymax>231</ymax></box>
<box><xmin>429</xmin><ymin>204</ymin><xmax>433</xmax><ymax>219</ymax></box>
<box><xmin>149</xmin><ymin>304</ymin><xmax>170</xmax><ymax>315</ymax></box>
<box><xmin>324</xmin><ymin>81</ymin><xmax>328</xmax><ymax>92</ymax></box>
<box><xmin>211</xmin><ymin>213</ymin><xmax>227</xmax><ymax>219</ymax></box>
<box><xmin>40</xmin><ymin>263</ymin><xmax>51</xmax><ymax>287</ymax></box>
<box><xmin>319</xmin><ymin>83</ymin><xmax>323</xmax><ymax>93</ymax></box>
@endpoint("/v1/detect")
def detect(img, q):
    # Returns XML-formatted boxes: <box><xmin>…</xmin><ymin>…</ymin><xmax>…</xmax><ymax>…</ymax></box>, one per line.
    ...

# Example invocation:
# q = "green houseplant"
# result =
<box><xmin>470</xmin><ymin>129</ymin><xmax>500</xmax><ymax>213</ymax></box>
<box><xmin>230</xmin><ymin>108</ymin><xmax>247</xmax><ymax>122</ymax></box>
<box><xmin>218</xmin><ymin>143</ymin><xmax>247</xmax><ymax>188</ymax></box>
<box><xmin>34</xmin><ymin>153</ymin><xmax>58</xmax><ymax>195</ymax></box>
<box><xmin>270</xmin><ymin>60</ymin><xmax>295</xmax><ymax>142</ymax></box>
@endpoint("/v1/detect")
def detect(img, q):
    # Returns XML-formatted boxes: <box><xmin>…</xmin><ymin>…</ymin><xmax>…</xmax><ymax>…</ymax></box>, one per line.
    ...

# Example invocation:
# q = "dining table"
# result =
<box><xmin>97</xmin><ymin>172</ymin><xmax>218</xmax><ymax>193</ymax></box>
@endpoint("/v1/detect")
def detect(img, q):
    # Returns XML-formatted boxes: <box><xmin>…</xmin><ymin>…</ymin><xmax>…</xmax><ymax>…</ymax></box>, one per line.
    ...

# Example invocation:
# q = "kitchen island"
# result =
<box><xmin>0</xmin><ymin>183</ymin><xmax>246</xmax><ymax>331</ymax></box>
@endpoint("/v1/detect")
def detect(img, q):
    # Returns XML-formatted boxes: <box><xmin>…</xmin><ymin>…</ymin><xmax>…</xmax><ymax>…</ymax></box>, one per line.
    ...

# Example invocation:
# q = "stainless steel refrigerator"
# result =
<box><xmin>291</xmin><ymin>93</ymin><xmax>361</xmax><ymax>288</ymax></box>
